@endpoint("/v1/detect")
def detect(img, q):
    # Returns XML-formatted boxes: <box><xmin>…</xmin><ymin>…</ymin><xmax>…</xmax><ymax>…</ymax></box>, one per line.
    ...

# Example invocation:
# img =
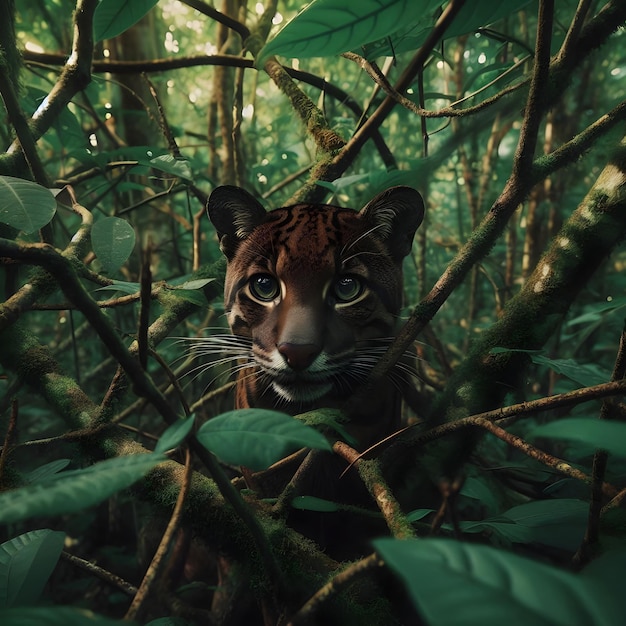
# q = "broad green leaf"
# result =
<box><xmin>406</xmin><ymin>509</ymin><xmax>435</xmax><ymax>523</ymax></box>
<box><xmin>566</xmin><ymin>297</ymin><xmax>626</xmax><ymax>326</ymax></box>
<box><xmin>297</xmin><ymin>408</ymin><xmax>356</xmax><ymax>445</ymax></box>
<box><xmin>23</xmin><ymin>459</ymin><xmax>71</xmax><ymax>484</ymax></box>
<box><xmin>94</xmin><ymin>280</ymin><xmax>141</xmax><ymax>295</ymax></box>
<box><xmin>443</xmin><ymin>1</ymin><xmax>534</xmax><ymax>40</ymax></box>
<box><xmin>291</xmin><ymin>496</ymin><xmax>340</xmax><ymax>512</ymax></box>
<box><xmin>315</xmin><ymin>174</ymin><xmax>370</xmax><ymax>193</ymax></box>
<box><xmin>530</xmin><ymin>418</ymin><xmax>626</xmax><ymax>457</ymax></box>
<box><xmin>461</xmin><ymin>500</ymin><xmax>587</xmax><ymax>550</ymax></box>
<box><xmin>0</xmin><ymin>453</ymin><xmax>166</xmax><ymax>525</ymax></box>
<box><xmin>94</xmin><ymin>0</ymin><xmax>160</xmax><ymax>41</ymax></box>
<box><xmin>0</xmin><ymin>530</ymin><xmax>65</xmax><ymax>608</ymax></box>
<box><xmin>167</xmin><ymin>288</ymin><xmax>208</xmax><ymax>307</ymax></box>
<box><xmin>362</xmin><ymin>0</ymin><xmax>533</xmax><ymax>59</ymax></box>
<box><xmin>196</xmin><ymin>409</ymin><xmax>332</xmax><ymax>471</ymax></box>
<box><xmin>531</xmin><ymin>354</ymin><xmax>610</xmax><ymax>387</ymax></box>
<box><xmin>170</xmin><ymin>279</ymin><xmax>215</xmax><ymax>290</ymax></box>
<box><xmin>154</xmin><ymin>417</ymin><xmax>195</xmax><ymax>454</ymax></box>
<box><xmin>0</xmin><ymin>176</ymin><xmax>56</xmax><ymax>234</ymax></box>
<box><xmin>257</xmin><ymin>0</ymin><xmax>439</xmax><ymax>67</ymax></box>
<box><xmin>374</xmin><ymin>538</ymin><xmax>619</xmax><ymax>626</ymax></box>
<box><xmin>150</xmin><ymin>155</ymin><xmax>193</xmax><ymax>181</ymax></box>
<box><xmin>0</xmin><ymin>606</ymin><xmax>128</xmax><ymax>625</ymax></box>
<box><xmin>91</xmin><ymin>217</ymin><xmax>136</xmax><ymax>273</ymax></box>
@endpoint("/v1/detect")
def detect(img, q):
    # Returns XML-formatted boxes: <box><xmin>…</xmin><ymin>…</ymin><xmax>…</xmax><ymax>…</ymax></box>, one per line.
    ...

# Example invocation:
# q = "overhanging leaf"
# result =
<box><xmin>91</xmin><ymin>217</ymin><xmax>136</xmax><ymax>273</ymax></box>
<box><xmin>0</xmin><ymin>176</ymin><xmax>56</xmax><ymax>234</ymax></box>
<box><xmin>150</xmin><ymin>155</ymin><xmax>193</xmax><ymax>181</ymax></box>
<box><xmin>155</xmin><ymin>417</ymin><xmax>195</xmax><ymax>454</ymax></box>
<box><xmin>374</xmin><ymin>538</ymin><xmax>619</xmax><ymax>626</ymax></box>
<box><xmin>0</xmin><ymin>530</ymin><xmax>65</xmax><ymax>608</ymax></box>
<box><xmin>531</xmin><ymin>354</ymin><xmax>610</xmax><ymax>387</ymax></box>
<box><xmin>530</xmin><ymin>418</ymin><xmax>626</xmax><ymax>457</ymax></box>
<box><xmin>196</xmin><ymin>409</ymin><xmax>332</xmax><ymax>471</ymax></box>
<box><xmin>0</xmin><ymin>454</ymin><xmax>166</xmax><ymax>525</ymax></box>
<box><xmin>94</xmin><ymin>0</ymin><xmax>160</xmax><ymax>42</ymax></box>
<box><xmin>23</xmin><ymin>460</ymin><xmax>71</xmax><ymax>484</ymax></box>
<box><xmin>291</xmin><ymin>496</ymin><xmax>340</xmax><ymax>512</ymax></box>
<box><xmin>257</xmin><ymin>0</ymin><xmax>439</xmax><ymax>66</ymax></box>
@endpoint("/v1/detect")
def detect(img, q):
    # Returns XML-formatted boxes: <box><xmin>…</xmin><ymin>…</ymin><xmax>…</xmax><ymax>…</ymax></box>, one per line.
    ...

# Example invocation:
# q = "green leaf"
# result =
<box><xmin>530</xmin><ymin>355</ymin><xmax>610</xmax><ymax>387</ymax></box>
<box><xmin>23</xmin><ymin>459</ymin><xmax>71</xmax><ymax>484</ymax></box>
<box><xmin>0</xmin><ymin>530</ymin><xmax>65</xmax><ymax>608</ymax></box>
<box><xmin>257</xmin><ymin>0</ymin><xmax>438</xmax><ymax>67</ymax></box>
<box><xmin>168</xmin><ymin>288</ymin><xmax>208</xmax><ymax>307</ymax></box>
<box><xmin>94</xmin><ymin>280</ymin><xmax>141</xmax><ymax>295</ymax></box>
<box><xmin>530</xmin><ymin>418</ymin><xmax>626</xmax><ymax>457</ymax></box>
<box><xmin>154</xmin><ymin>417</ymin><xmax>195</xmax><ymax>454</ymax></box>
<box><xmin>149</xmin><ymin>155</ymin><xmax>193</xmax><ymax>181</ymax></box>
<box><xmin>0</xmin><ymin>454</ymin><xmax>166</xmax><ymax>525</ymax></box>
<box><xmin>406</xmin><ymin>509</ymin><xmax>435</xmax><ymax>523</ymax></box>
<box><xmin>461</xmin><ymin>499</ymin><xmax>587</xmax><ymax>550</ymax></box>
<box><xmin>443</xmin><ymin>1</ymin><xmax>534</xmax><ymax>40</ymax></box>
<box><xmin>374</xmin><ymin>538</ymin><xmax>619</xmax><ymax>626</ymax></box>
<box><xmin>170</xmin><ymin>278</ymin><xmax>215</xmax><ymax>290</ymax></box>
<box><xmin>0</xmin><ymin>606</ymin><xmax>129</xmax><ymax>625</ymax></box>
<box><xmin>0</xmin><ymin>176</ymin><xmax>56</xmax><ymax>234</ymax></box>
<box><xmin>361</xmin><ymin>0</ymin><xmax>533</xmax><ymax>59</ymax></box>
<box><xmin>297</xmin><ymin>408</ymin><xmax>356</xmax><ymax>445</ymax></box>
<box><xmin>91</xmin><ymin>217</ymin><xmax>136</xmax><ymax>273</ymax></box>
<box><xmin>291</xmin><ymin>496</ymin><xmax>340</xmax><ymax>512</ymax></box>
<box><xmin>94</xmin><ymin>0</ymin><xmax>160</xmax><ymax>42</ymax></box>
<box><xmin>196</xmin><ymin>409</ymin><xmax>332</xmax><ymax>471</ymax></box>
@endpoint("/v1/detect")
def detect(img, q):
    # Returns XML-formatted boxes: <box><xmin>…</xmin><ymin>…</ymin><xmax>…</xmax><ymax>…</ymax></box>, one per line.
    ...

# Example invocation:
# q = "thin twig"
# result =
<box><xmin>473</xmin><ymin>417</ymin><xmax>618</xmax><ymax>497</ymax></box>
<box><xmin>60</xmin><ymin>551</ymin><xmax>138</xmax><ymax>597</ymax></box>
<box><xmin>125</xmin><ymin>446</ymin><xmax>194</xmax><ymax>622</ymax></box>
<box><xmin>333</xmin><ymin>441</ymin><xmax>415</xmax><ymax>540</ymax></box>
<box><xmin>288</xmin><ymin>553</ymin><xmax>384</xmax><ymax>625</ymax></box>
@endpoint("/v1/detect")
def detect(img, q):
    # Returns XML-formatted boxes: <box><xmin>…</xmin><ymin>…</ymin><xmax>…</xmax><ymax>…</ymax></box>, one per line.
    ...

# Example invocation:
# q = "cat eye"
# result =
<box><xmin>249</xmin><ymin>273</ymin><xmax>280</xmax><ymax>302</ymax></box>
<box><xmin>334</xmin><ymin>276</ymin><xmax>363</xmax><ymax>302</ymax></box>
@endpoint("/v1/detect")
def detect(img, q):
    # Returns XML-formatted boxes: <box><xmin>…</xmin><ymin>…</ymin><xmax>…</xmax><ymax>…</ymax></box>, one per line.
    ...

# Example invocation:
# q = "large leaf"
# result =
<box><xmin>461</xmin><ymin>499</ymin><xmax>588</xmax><ymax>550</ymax></box>
<box><xmin>94</xmin><ymin>0</ymin><xmax>160</xmax><ymax>42</ymax></box>
<box><xmin>374</xmin><ymin>538</ymin><xmax>621</xmax><ymax>626</ymax></box>
<box><xmin>0</xmin><ymin>453</ymin><xmax>166</xmax><ymax>525</ymax></box>
<box><xmin>362</xmin><ymin>0</ymin><xmax>533</xmax><ymax>59</ymax></box>
<box><xmin>531</xmin><ymin>354</ymin><xmax>610</xmax><ymax>387</ymax></box>
<box><xmin>23</xmin><ymin>459</ymin><xmax>71</xmax><ymax>484</ymax></box>
<box><xmin>196</xmin><ymin>409</ymin><xmax>332</xmax><ymax>471</ymax></box>
<box><xmin>0</xmin><ymin>176</ymin><xmax>56</xmax><ymax>234</ymax></box>
<box><xmin>91</xmin><ymin>217</ymin><xmax>136</xmax><ymax>273</ymax></box>
<box><xmin>0</xmin><ymin>530</ymin><xmax>65</xmax><ymax>608</ymax></box>
<box><xmin>154</xmin><ymin>417</ymin><xmax>195</xmax><ymax>454</ymax></box>
<box><xmin>530</xmin><ymin>418</ymin><xmax>626</xmax><ymax>457</ymax></box>
<box><xmin>0</xmin><ymin>606</ymin><xmax>128</xmax><ymax>625</ymax></box>
<box><xmin>257</xmin><ymin>0</ymin><xmax>440</xmax><ymax>67</ymax></box>
<box><xmin>149</xmin><ymin>155</ymin><xmax>193</xmax><ymax>181</ymax></box>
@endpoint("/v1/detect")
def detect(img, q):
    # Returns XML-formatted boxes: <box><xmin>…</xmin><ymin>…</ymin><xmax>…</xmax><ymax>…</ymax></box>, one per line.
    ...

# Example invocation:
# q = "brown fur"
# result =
<box><xmin>208</xmin><ymin>185</ymin><xmax>424</xmax><ymax>449</ymax></box>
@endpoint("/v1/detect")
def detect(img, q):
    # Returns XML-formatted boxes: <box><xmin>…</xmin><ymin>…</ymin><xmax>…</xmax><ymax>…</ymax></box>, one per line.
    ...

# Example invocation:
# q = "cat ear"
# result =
<box><xmin>360</xmin><ymin>186</ymin><xmax>425</xmax><ymax>261</ymax></box>
<box><xmin>207</xmin><ymin>186</ymin><xmax>267</xmax><ymax>258</ymax></box>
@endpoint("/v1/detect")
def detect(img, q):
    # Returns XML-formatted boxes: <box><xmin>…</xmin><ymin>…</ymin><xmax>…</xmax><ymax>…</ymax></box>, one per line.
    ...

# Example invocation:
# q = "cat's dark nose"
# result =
<box><xmin>278</xmin><ymin>342</ymin><xmax>321</xmax><ymax>371</ymax></box>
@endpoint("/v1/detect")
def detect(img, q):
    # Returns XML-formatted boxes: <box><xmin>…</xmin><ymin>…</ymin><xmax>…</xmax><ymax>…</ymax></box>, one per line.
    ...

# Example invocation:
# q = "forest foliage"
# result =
<box><xmin>1</xmin><ymin>0</ymin><xmax>626</xmax><ymax>624</ymax></box>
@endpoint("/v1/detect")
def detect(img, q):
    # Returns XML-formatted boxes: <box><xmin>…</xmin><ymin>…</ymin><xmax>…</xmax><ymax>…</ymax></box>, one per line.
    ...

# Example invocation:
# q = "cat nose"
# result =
<box><xmin>277</xmin><ymin>342</ymin><xmax>321</xmax><ymax>371</ymax></box>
